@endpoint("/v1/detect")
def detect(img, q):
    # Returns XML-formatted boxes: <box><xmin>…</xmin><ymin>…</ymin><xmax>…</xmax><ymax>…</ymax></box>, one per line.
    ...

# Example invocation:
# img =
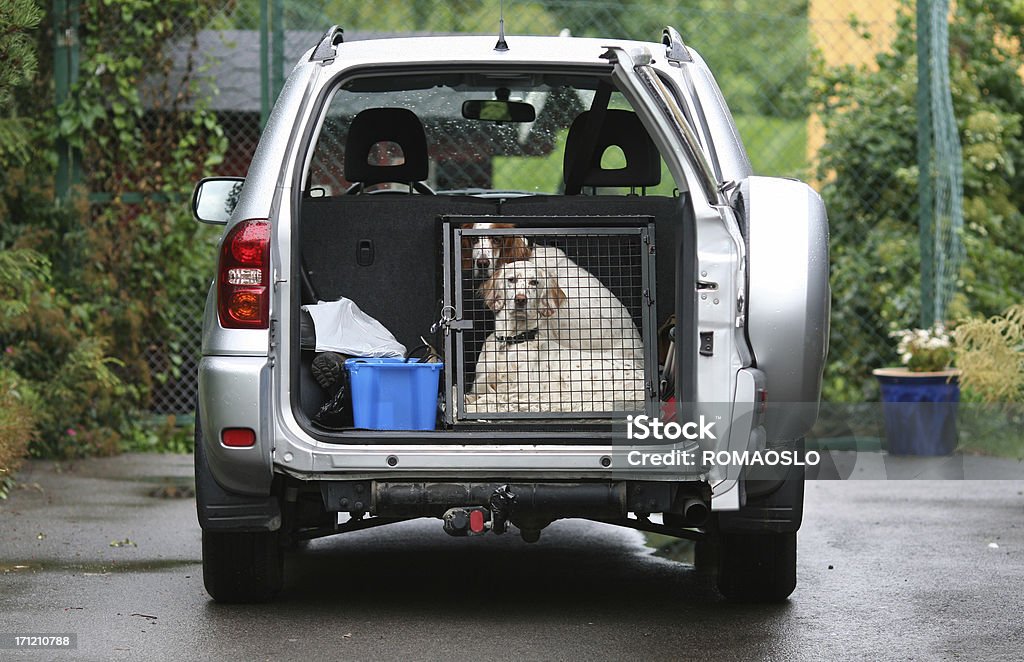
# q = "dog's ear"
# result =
<box><xmin>479</xmin><ymin>274</ymin><xmax>503</xmax><ymax>312</ymax></box>
<box><xmin>509</xmin><ymin>235</ymin><xmax>532</xmax><ymax>262</ymax></box>
<box><xmin>540</xmin><ymin>271</ymin><xmax>566</xmax><ymax>317</ymax></box>
<box><xmin>493</xmin><ymin>235</ymin><xmax>512</xmax><ymax>258</ymax></box>
<box><xmin>496</xmin><ymin>235</ymin><xmax>531</xmax><ymax>264</ymax></box>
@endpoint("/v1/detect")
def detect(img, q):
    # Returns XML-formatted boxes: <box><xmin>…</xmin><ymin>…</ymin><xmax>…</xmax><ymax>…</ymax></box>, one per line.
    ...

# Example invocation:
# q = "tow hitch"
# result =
<box><xmin>322</xmin><ymin>479</ymin><xmax>702</xmax><ymax>543</ymax></box>
<box><xmin>442</xmin><ymin>507</ymin><xmax>491</xmax><ymax>536</ymax></box>
<box><xmin>442</xmin><ymin>484</ymin><xmax>526</xmax><ymax>539</ymax></box>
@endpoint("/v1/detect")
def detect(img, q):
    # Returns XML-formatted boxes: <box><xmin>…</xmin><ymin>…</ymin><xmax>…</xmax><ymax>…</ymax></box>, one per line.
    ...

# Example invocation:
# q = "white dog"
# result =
<box><xmin>466</xmin><ymin>260</ymin><xmax>645</xmax><ymax>413</ymax></box>
<box><xmin>462</xmin><ymin>222</ymin><xmax>643</xmax><ymax>362</ymax></box>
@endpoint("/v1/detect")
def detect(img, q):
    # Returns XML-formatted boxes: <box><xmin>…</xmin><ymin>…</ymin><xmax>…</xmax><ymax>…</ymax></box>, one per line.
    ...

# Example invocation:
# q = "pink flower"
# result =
<box><xmin>4</xmin><ymin>346</ymin><xmax>13</xmax><ymax>355</ymax></box>
<box><xmin>66</xmin><ymin>428</ymin><xmax>77</xmax><ymax>437</ymax></box>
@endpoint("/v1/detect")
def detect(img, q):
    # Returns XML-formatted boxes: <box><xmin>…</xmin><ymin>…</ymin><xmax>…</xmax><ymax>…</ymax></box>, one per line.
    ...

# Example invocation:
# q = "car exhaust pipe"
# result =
<box><xmin>682</xmin><ymin>497</ymin><xmax>709</xmax><ymax>526</ymax></box>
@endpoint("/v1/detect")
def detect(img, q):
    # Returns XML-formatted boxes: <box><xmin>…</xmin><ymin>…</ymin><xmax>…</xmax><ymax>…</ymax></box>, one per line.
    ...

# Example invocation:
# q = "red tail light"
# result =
<box><xmin>218</xmin><ymin>220</ymin><xmax>270</xmax><ymax>329</ymax></box>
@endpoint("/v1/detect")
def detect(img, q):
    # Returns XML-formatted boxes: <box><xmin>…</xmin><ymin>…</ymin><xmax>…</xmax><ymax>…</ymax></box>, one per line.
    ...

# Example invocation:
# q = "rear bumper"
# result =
<box><xmin>198</xmin><ymin>355</ymin><xmax>761</xmax><ymax>506</ymax></box>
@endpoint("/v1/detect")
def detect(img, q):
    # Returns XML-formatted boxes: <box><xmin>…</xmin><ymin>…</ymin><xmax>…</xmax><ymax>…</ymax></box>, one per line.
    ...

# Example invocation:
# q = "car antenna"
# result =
<box><xmin>494</xmin><ymin>0</ymin><xmax>509</xmax><ymax>51</ymax></box>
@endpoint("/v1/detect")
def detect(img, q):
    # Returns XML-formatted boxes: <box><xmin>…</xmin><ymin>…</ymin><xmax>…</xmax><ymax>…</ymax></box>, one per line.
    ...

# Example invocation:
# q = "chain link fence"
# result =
<box><xmin>131</xmin><ymin>0</ymin><xmax>958</xmax><ymax>414</ymax></box>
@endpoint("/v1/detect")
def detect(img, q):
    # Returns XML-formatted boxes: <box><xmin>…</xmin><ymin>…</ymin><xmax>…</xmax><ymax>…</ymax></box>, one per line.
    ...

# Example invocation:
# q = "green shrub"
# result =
<box><xmin>813</xmin><ymin>0</ymin><xmax>1024</xmax><ymax>401</ymax></box>
<box><xmin>51</xmin><ymin>1</ymin><xmax>227</xmax><ymax>404</ymax></box>
<box><xmin>121</xmin><ymin>416</ymin><xmax>196</xmax><ymax>455</ymax></box>
<box><xmin>0</xmin><ymin>368</ymin><xmax>36</xmax><ymax>499</ymax></box>
<box><xmin>0</xmin><ymin>0</ymin><xmax>42</xmax><ymax>172</ymax></box>
<box><xmin>1</xmin><ymin>1</ymin><xmax>227</xmax><ymax>465</ymax></box>
<box><xmin>954</xmin><ymin>305</ymin><xmax>1024</xmax><ymax>405</ymax></box>
<box><xmin>0</xmin><ymin>248</ymin><xmax>128</xmax><ymax>458</ymax></box>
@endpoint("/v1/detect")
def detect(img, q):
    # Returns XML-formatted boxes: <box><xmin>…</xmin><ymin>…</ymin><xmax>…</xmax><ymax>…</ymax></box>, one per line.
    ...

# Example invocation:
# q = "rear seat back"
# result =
<box><xmin>301</xmin><ymin>196</ymin><xmax>498</xmax><ymax>351</ymax></box>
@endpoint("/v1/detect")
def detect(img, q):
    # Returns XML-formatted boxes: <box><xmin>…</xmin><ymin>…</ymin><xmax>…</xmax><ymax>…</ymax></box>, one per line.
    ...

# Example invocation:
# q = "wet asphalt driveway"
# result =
<box><xmin>2</xmin><ymin>453</ymin><xmax>1024</xmax><ymax>661</ymax></box>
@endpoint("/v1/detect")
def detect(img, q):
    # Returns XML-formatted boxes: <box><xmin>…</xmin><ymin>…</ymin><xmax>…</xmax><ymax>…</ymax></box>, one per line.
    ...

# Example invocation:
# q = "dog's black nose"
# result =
<box><xmin>514</xmin><ymin>294</ymin><xmax>527</xmax><ymax>308</ymax></box>
<box><xmin>476</xmin><ymin>258</ymin><xmax>490</xmax><ymax>271</ymax></box>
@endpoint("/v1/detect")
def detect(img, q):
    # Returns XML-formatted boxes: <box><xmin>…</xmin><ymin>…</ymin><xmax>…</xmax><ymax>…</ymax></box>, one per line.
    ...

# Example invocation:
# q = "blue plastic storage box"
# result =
<box><xmin>344</xmin><ymin>358</ymin><xmax>443</xmax><ymax>430</ymax></box>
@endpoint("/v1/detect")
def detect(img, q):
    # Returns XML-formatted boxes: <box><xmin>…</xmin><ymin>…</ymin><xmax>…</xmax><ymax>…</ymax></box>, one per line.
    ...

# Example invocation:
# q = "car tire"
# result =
<box><xmin>716</xmin><ymin>531</ymin><xmax>797</xmax><ymax>602</ymax></box>
<box><xmin>693</xmin><ymin>537</ymin><xmax>719</xmax><ymax>575</ymax></box>
<box><xmin>202</xmin><ymin>530</ymin><xmax>284</xmax><ymax>603</ymax></box>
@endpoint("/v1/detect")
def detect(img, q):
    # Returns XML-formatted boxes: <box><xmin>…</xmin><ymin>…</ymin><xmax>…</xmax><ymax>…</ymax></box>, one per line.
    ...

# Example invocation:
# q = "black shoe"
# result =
<box><xmin>313</xmin><ymin>376</ymin><xmax>353</xmax><ymax>429</ymax></box>
<box><xmin>311</xmin><ymin>352</ymin><xmax>346</xmax><ymax>390</ymax></box>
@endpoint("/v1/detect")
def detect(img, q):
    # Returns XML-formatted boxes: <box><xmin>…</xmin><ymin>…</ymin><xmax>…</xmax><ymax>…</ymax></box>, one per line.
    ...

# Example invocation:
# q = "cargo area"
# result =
<box><xmin>294</xmin><ymin>193</ymin><xmax>684</xmax><ymax>436</ymax></box>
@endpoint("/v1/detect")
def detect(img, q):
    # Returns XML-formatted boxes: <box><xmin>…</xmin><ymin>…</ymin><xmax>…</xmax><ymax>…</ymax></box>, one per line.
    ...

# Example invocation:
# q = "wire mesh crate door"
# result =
<box><xmin>450</xmin><ymin>222</ymin><xmax>656</xmax><ymax>420</ymax></box>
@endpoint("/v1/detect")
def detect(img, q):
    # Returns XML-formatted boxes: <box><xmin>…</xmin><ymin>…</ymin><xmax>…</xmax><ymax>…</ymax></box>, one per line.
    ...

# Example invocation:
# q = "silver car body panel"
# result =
<box><xmin>743</xmin><ymin>176</ymin><xmax>830</xmax><ymax>441</ymax></box>
<box><xmin>197</xmin><ymin>355</ymin><xmax>274</xmax><ymax>495</ymax></box>
<box><xmin>678</xmin><ymin>48</ymin><xmax>754</xmax><ymax>183</ymax></box>
<box><xmin>196</xmin><ymin>33</ymin><xmax>828</xmax><ymax>509</ymax></box>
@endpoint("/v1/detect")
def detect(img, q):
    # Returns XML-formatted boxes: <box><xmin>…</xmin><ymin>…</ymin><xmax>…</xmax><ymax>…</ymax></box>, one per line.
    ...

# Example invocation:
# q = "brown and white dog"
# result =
<box><xmin>461</xmin><ymin>222</ymin><xmax>643</xmax><ymax>362</ymax></box>
<box><xmin>467</xmin><ymin>259</ymin><xmax>645</xmax><ymax>413</ymax></box>
<box><xmin>461</xmin><ymin>222</ymin><xmax>530</xmax><ymax>279</ymax></box>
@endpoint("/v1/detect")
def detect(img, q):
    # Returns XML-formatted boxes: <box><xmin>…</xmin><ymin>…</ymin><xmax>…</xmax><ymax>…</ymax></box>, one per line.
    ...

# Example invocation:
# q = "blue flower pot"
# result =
<box><xmin>873</xmin><ymin>368</ymin><xmax>960</xmax><ymax>456</ymax></box>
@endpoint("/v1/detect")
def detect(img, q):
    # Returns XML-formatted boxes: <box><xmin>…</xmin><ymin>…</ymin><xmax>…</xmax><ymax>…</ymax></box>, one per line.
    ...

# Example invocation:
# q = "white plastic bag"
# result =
<box><xmin>302</xmin><ymin>297</ymin><xmax>406</xmax><ymax>357</ymax></box>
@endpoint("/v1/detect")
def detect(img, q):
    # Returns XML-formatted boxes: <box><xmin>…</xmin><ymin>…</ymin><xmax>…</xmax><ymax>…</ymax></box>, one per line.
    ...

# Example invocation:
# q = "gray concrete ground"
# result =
<box><xmin>1</xmin><ymin>453</ymin><xmax>1023</xmax><ymax>661</ymax></box>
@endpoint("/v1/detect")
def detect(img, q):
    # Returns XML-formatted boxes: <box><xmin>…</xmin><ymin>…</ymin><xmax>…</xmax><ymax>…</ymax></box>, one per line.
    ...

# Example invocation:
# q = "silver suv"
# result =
<box><xmin>191</xmin><ymin>26</ymin><xmax>829</xmax><ymax>603</ymax></box>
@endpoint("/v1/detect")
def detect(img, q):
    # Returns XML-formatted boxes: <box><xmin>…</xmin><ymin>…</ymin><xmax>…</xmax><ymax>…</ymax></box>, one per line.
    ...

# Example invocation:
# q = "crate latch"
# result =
<box><xmin>432</xmin><ymin>306</ymin><xmax>474</xmax><ymax>336</ymax></box>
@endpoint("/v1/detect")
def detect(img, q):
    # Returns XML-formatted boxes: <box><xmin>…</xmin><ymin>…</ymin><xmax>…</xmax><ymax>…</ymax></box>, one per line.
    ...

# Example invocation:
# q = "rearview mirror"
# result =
<box><xmin>462</xmin><ymin>99</ymin><xmax>536</xmax><ymax>123</ymax></box>
<box><xmin>192</xmin><ymin>177</ymin><xmax>244</xmax><ymax>225</ymax></box>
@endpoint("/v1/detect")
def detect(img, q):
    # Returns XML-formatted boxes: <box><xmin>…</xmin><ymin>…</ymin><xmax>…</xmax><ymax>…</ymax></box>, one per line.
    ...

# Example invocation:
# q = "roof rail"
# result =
<box><xmin>662</xmin><ymin>26</ymin><xmax>692</xmax><ymax>64</ymax></box>
<box><xmin>311</xmin><ymin>25</ymin><xmax>345</xmax><ymax>63</ymax></box>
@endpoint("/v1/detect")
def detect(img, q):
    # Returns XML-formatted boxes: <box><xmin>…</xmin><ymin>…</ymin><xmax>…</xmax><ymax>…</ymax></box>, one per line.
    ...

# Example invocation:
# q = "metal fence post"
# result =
<box><xmin>260</xmin><ymin>0</ymin><xmax>270</xmax><ymax>128</ymax></box>
<box><xmin>272</xmin><ymin>0</ymin><xmax>285</xmax><ymax>102</ymax></box>
<box><xmin>916</xmin><ymin>0</ymin><xmax>935</xmax><ymax>327</ymax></box>
<box><xmin>53</xmin><ymin>0</ymin><xmax>81</xmax><ymax>200</ymax></box>
<box><xmin>259</xmin><ymin>0</ymin><xmax>284</xmax><ymax>129</ymax></box>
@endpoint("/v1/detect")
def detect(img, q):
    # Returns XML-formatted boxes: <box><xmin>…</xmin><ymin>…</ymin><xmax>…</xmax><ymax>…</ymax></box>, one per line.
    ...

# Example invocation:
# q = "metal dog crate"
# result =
<box><xmin>441</xmin><ymin>216</ymin><xmax>658</xmax><ymax>422</ymax></box>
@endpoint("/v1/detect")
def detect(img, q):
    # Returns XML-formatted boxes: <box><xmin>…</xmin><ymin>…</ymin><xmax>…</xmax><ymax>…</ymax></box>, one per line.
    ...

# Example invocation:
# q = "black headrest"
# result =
<box><xmin>563</xmin><ymin>109</ymin><xmax>661</xmax><ymax>189</ymax></box>
<box><xmin>344</xmin><ymin>108</ymin><xmax>429</xmax><ymax>184</ymax></box>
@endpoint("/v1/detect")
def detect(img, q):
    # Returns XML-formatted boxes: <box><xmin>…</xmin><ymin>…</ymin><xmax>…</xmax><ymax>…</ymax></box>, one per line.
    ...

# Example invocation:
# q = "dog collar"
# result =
<box><xmin>497</xmin><ymin>329</ymin><xmax>539</xmax><ymax>346</ymax></box>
